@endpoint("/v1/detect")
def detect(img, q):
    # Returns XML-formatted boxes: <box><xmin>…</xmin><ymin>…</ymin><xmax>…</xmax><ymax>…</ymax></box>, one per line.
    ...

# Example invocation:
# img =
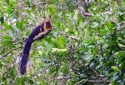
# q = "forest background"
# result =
<box><xmin>0</xmin><ymin>0</ymin><xmax>125</xmax><ymax>85</ymax></box>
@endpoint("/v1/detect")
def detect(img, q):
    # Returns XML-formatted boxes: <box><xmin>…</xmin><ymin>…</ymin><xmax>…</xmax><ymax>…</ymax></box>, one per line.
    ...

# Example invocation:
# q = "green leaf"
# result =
<box><xmin>111</xmin><ymin>66</ymin><xmax>119</xmax><ymax>72</ymax></box>
<box><xmin>56</xmin><ymin>36</ymin><xmax>66</xmax><ymax>48</ymax></box>
<box><xmin>6</xmin><ymin>0</ymin><xmax>10</xmax><ymax>4</ymax></box>
<box><xmin>2</xmin><ymin>35</ymin><xmax>12</xmax><ymax>41</ymax></box>
<box><xmin>51</xmin><ymin>48</ymin><xmax>68</xmax><ymax>53</ymax></box>
<box><xmin>14</xmin><ymin>78</ymin><xmax>24</xmax><ymax>85</ymax></box>
<box><xmin>16</xmin><ymin>20</ymin><xmax>24</xmax><ymax>30</ymax></box>
<box><xmin>3</xmin><ymin>22</ymin><xmax>13</xmax><ymax>31</ymax></box>
<box><xmin>0</xmin><ymin>35</ymin><xmax>13</xmax><ymax>48</ymax></box>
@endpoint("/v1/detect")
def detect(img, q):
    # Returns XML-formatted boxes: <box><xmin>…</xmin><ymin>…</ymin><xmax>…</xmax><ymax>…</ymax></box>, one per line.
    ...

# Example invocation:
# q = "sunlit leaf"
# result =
<box><xmin>111</xmin><ymin>66</ymin><xmax>120</xmax><ymax>72</ymax></box>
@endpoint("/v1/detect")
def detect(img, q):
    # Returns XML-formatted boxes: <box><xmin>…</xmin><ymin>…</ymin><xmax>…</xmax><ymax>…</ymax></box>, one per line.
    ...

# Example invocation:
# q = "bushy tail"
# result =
<box><xmin>20</xmin><ymin>37</ymin><xmax>33</xmax><ymax>75</ymax></box>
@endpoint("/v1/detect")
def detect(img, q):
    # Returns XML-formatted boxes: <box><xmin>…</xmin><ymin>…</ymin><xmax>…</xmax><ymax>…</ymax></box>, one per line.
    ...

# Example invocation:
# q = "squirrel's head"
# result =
<box><xmin>44</xmin><ymin>16</ymin><xmax>52</xmax><ymax>29</ymax></box>
<box><xmin>44</xmin><ymin>16</ymin><xmax>51</xmax><ymax>23</ymax></box>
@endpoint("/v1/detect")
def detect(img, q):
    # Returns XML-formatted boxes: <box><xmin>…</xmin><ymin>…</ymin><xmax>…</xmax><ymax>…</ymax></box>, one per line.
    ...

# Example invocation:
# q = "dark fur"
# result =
<box><xmin>20</xmin><ymin>23</ymin><xmax>44</xmax><ymax>75</ymax></box>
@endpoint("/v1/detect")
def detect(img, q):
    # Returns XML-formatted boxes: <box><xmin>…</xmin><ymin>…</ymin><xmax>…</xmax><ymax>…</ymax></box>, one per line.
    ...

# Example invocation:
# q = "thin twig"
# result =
<box><xmin>33</xmin><ymin>29</ymin><xmax>52</xmax><ymax>41</ymax></box>
<box><xmin>75</xmin><ymin>79</ymin><xmax>110</xmax><ymax>85</ymax></box>
<box><xmin>76</xmin><ymin>0</ymin><xmax>93</xmax><ymax>17</ymax></box>
<box><xmin>0</xmin><ymin>47</ymin><xmax>22</xmax><ymax>59</ymax></box>
<box><xmin>78</xmin><ymin>6</ymin><xmax>93</xmax><ymax>16</ymax></box>
<box><xmin>27</xmin><ymin>0</ymin><xmax>50</xmax><ymax>7</ymax></box>
<box><xmin>31</xmin><ymin>63</ymin><xmax>60</xmax><ymax>77</ymax></box>
<box><xmin>50</xmin><ymin>76</ymin><xmax>71</xmax><ymax>81</ymax></box>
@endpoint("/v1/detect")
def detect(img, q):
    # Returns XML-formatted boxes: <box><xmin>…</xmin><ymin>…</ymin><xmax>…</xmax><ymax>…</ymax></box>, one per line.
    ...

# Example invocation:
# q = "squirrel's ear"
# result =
<box><xmin>49</xmin><ymin>15</ymin><xmax>51</xmax><ymax>18</ymax></box>
<box><xmin>43</xmin><ymin>16</ymin><xmax>46</xmax><ymax>19</ymax></box>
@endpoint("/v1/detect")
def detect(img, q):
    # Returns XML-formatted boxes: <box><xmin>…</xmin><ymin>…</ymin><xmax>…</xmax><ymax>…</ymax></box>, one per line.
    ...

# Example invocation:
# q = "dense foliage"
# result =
<box><xmin>0</xmin><ymin>0</ymin><xmax>125</xmax><ymax>85</ymax></box>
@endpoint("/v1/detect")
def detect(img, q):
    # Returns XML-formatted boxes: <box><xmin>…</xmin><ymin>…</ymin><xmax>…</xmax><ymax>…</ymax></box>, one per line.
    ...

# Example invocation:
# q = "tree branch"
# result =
<box><xmin>75</xmin><ymin>79</ymin><xmax>110</xmax><ymax>85</ymax></box>
<box><xmin>76</xmin><ymin>0</ymin><xmax>93</xmax><ymax>17</ymax></box>
<box><xmin>33</xmin><ymin>29</ymin><xmax>52</xmax><ymax>41</ymax></box>
<box><xmin>0</xmin><ymin>47</ymin><xmax>22</xmax><ymax>59</ymax></box>
<box><xmin>27</xmin><ymin>0</ymin><xmax>50</xmax><ymax>7</ymax></box>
